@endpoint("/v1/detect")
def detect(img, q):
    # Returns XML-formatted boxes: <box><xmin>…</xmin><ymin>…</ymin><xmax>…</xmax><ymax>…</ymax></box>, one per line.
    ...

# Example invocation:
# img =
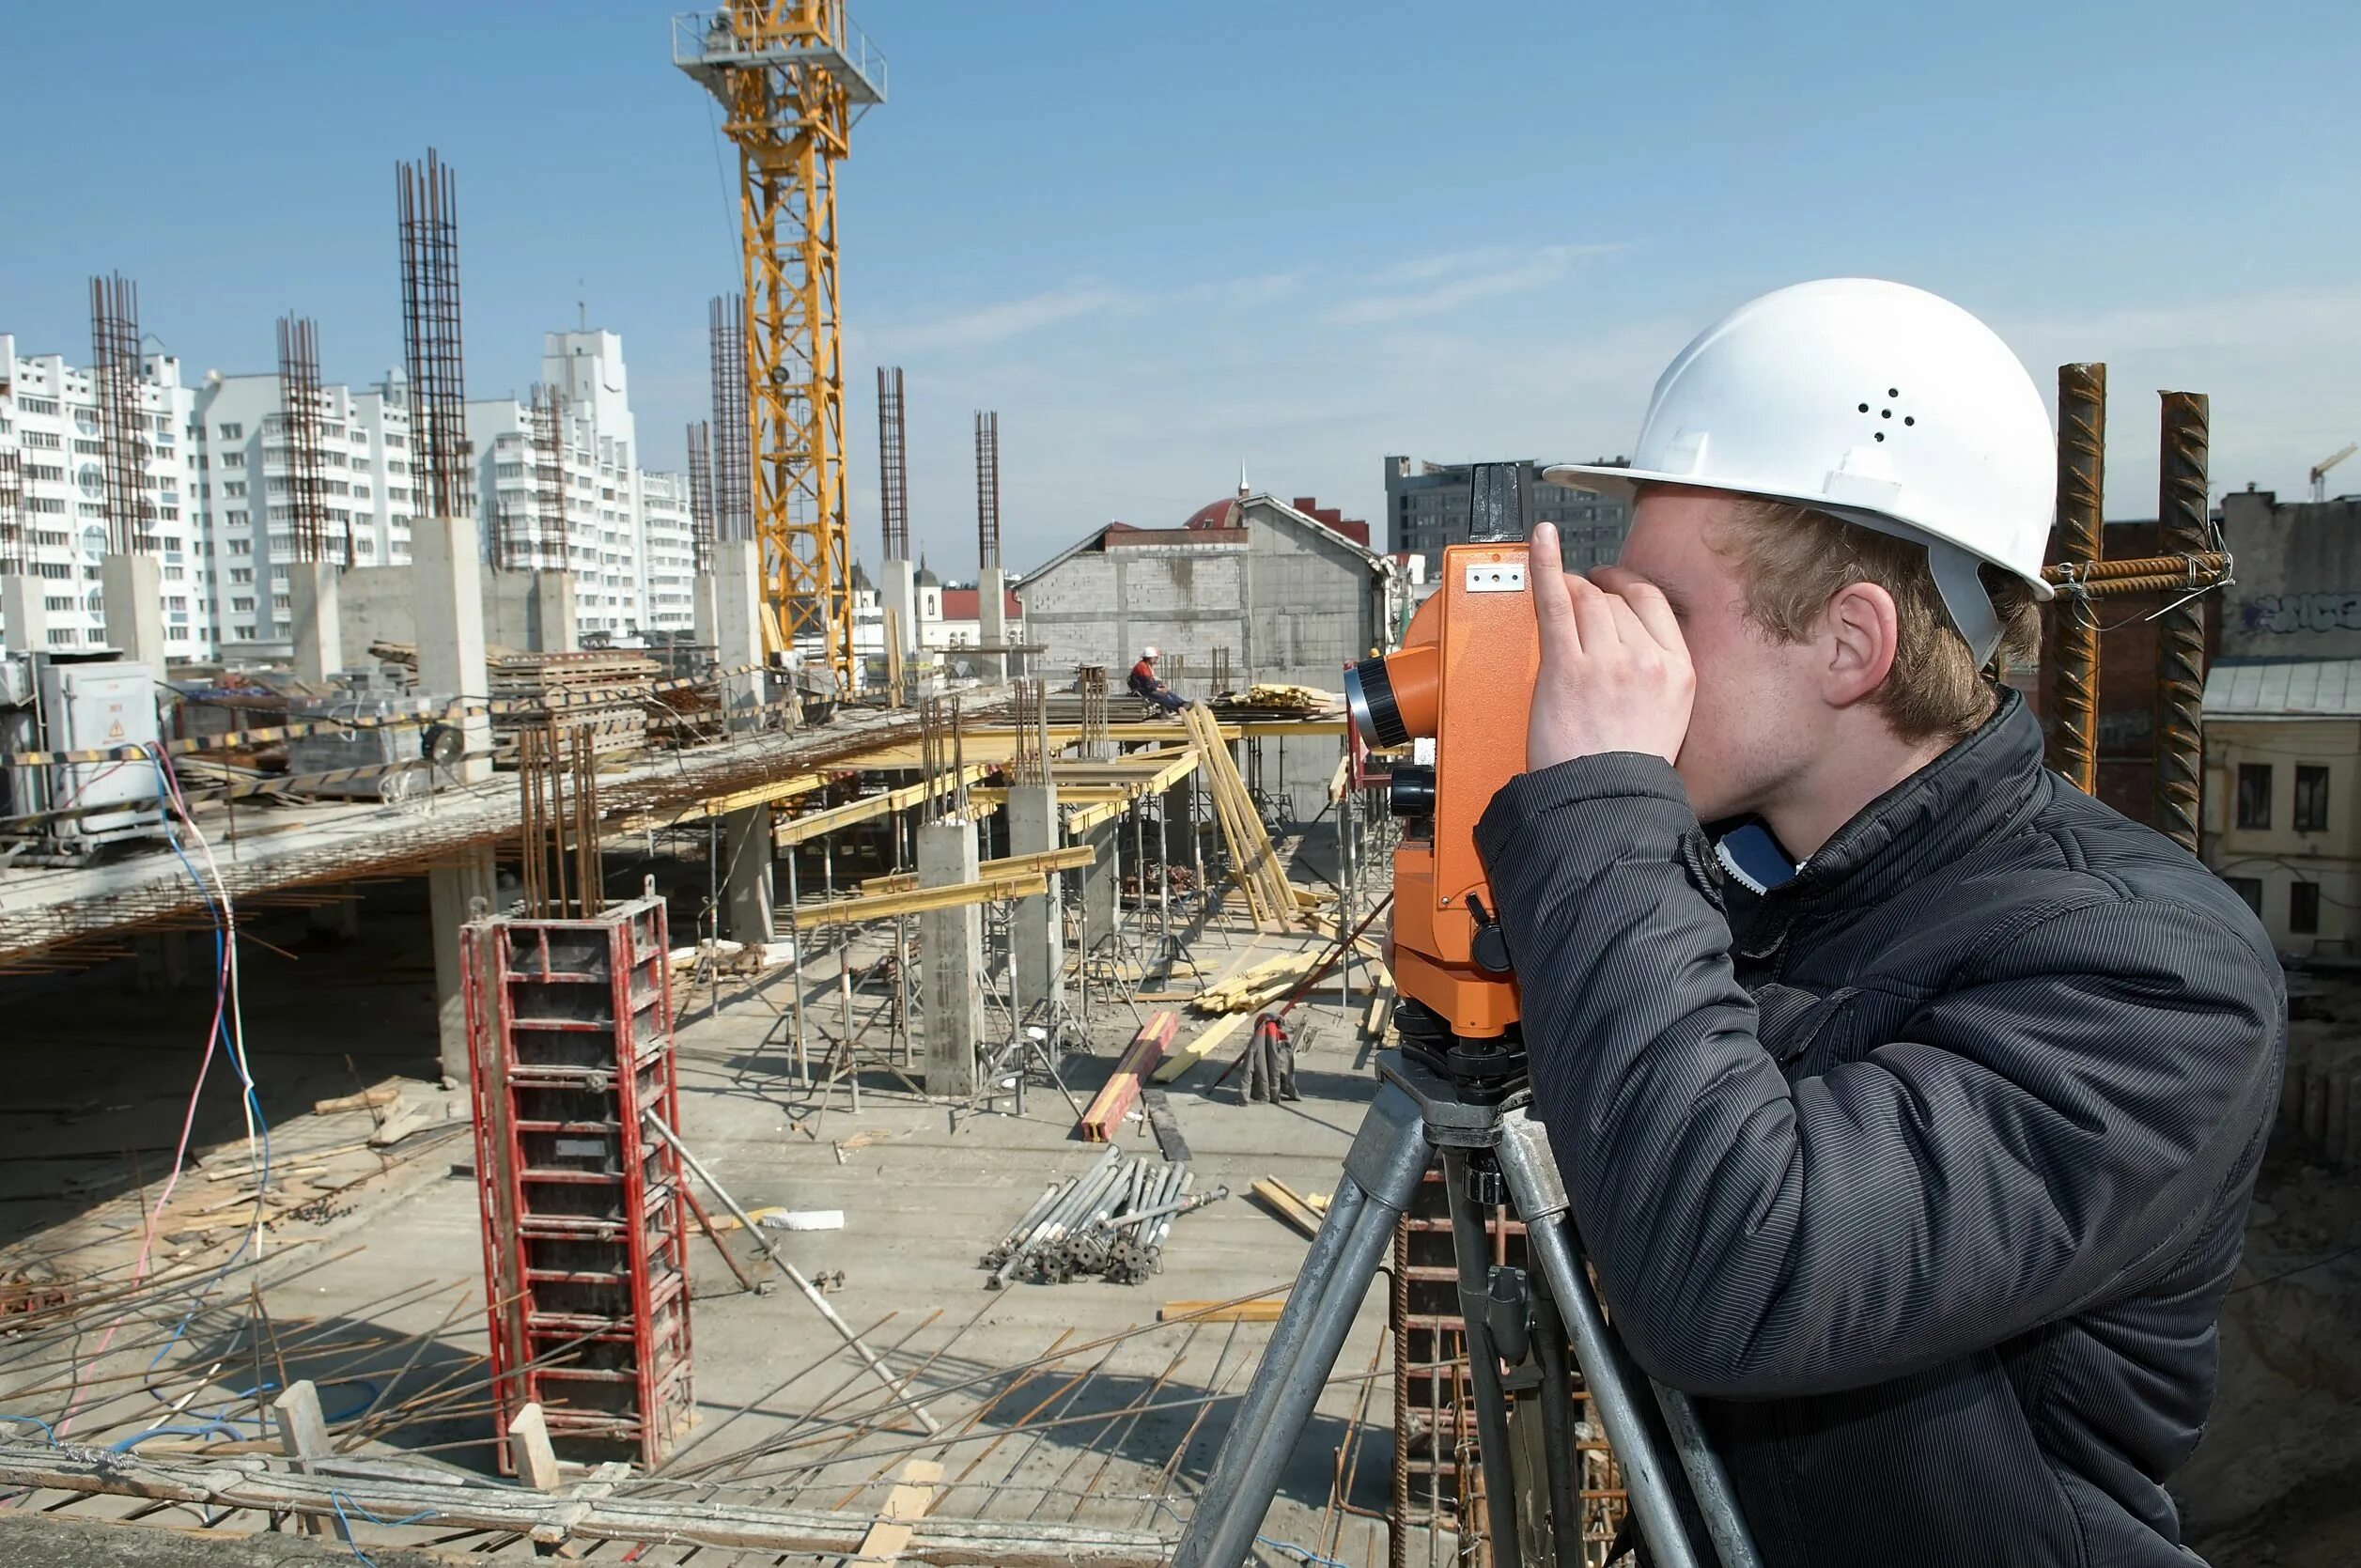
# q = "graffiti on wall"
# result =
<box><xmin>2242</xmin><ymin>593</ymin><xmax>2361</xmax><ymax>636</ymax></box>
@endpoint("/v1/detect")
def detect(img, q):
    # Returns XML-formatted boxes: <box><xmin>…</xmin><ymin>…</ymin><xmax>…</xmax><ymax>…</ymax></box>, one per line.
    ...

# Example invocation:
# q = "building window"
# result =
<box><xmin>2236</xmin><ymin>764</ymin><xmax>2273</xmax><ymax>831</ymax></box>
<box><xmin>2224</xmin><ymin>876</ymin><xmax>2263</xmax><ymax>917</ymax></box>
<box><xmin>2295</xmin><ymin>766</ymin><xmax>2331</xmax><ymax>834</ymax></box>
<box><xmin>218</xmin><ymin>423</ymin><xmax>242</xmax><ymax>440</ymax></box>
<box><xmin>2290</xmin><ymin>879</ymin><xmax>2322</xmax><ymax>935</ymax></box>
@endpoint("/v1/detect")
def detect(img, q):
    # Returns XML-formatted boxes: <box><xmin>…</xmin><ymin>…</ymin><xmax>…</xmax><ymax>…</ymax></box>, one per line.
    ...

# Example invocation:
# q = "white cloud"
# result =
<box><xmin>1322</xmin><ymin>243</ymin><xmax>1626</xmax><ymax>327</ymax></box>
<box><xmin>875</xmin><ymin>285</ymin><xmax>1138</xmax><ymax>354</ymax></box>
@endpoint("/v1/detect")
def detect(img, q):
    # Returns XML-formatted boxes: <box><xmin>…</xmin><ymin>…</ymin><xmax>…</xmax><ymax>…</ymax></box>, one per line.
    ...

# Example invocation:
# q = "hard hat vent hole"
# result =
<box><xmin>1903</xmin><ymin>416</ymin><xmax>1916</xmax><ymax>427</ymax></box>
<box><xmin>1887</xmin><ymin>388</ymin><xmax>1900</xmax><ymax>398</ymax></box>
<box><xmin>1856</xmin><ymin>402</ymin><xmax>1869</xmax><ymax>413</ymax></box>
<box><xmin>1881</xmin><ymin>409</ymin><xmax>1892</xmax><ymax>419</ymax></box>
<box><xmin>1873</xmin><ymin>432</ymin><xmax>1886</xmax><ymax>443</ymax></box>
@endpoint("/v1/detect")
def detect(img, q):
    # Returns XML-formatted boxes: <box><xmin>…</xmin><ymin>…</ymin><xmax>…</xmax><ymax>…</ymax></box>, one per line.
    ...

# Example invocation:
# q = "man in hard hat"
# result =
<box><xmin>1127</xmin><ymin>646</ymin><xmax>1187</xmax><ymax>712</ymax></box>
<box><xmin>1477</xmin><ymin>279</ymin><xmax>2281</xmax><ymax>1567</ymax></box>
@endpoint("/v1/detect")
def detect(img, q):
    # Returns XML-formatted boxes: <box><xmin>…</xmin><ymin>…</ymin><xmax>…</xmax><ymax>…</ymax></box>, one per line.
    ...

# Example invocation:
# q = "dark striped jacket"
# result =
<box><xmin>1476</xmin><ymin>691</ymin><xmax>2283</xmax><ymax>1567</ymax></box>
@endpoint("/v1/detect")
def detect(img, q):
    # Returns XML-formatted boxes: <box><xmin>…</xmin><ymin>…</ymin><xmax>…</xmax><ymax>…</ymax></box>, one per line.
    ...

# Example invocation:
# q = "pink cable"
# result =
<box><xmin>55</xmin><ymin>753</ymin><xmax>232</xmax><ymax>1436</ymax></box>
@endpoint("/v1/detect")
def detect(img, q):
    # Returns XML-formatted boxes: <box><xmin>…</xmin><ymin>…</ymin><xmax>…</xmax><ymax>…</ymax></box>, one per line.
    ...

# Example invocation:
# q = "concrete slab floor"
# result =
<box><xmin>0</xmin><ymin>903</ymin><xmax>1406</xmax><ymax>1566</ymax></box>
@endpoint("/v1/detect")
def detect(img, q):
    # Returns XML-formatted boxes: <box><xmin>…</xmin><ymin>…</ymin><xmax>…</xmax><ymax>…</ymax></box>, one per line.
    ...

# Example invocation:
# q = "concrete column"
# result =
<box><xmin>1080</xmin><ymin>818</ymin><xmax>1118</xmax><ymax>951</ymax></box>
<box><xmin>100</xmin><ymin>554</ymin><xmax>166</xmax><ymax>669</ymax></box>
<box><xmin>412</xmin><ymin>516</ymin><xmax>492</xmax><ymax>784</ymax></box>
<box><xmin>533</xmin><ymin>571</ymin><xmax>579</xmax><ymax>654</ymax></box>
<box><xmin>1007</xmin><ymin>784</ymin><xmax>1062</xmax><ymax>1017</ymax></box>
<box><xmin>721</xmin><ymin>805</ymin><xmax>776</xmax><ymax>944</ymax></box>
<box><xmin>918</xmin><ymin>819</ymin><xmax>984</xmax><ymax>1096</ymax></box>
<box><xmin>288</xmin><ymin>561</ymin><xmax>343</xmax><ymax>686</ymax></box>
<box><xmin>429</xmin><ymin>846</ymin><xmax>497</xmax><ymax>1085</ymax></box>
<box><xmin>1</xmin><ymin>574</ymin><xmax>48</xmax><ymax>654</ymax></box>
<box><xmin>713</xmin><ymin>540</ymin><xmax>767</xmax><ymax>729</ymax></box>
<box><xmin>879</xmin><ymin>558</ymin><xmax>917</xmax><ymax>660</ymax></box>
<box><xmin>975</xmin><ymin>566</ymin><xmax>1008</xmax><ymax>680</ymax></box>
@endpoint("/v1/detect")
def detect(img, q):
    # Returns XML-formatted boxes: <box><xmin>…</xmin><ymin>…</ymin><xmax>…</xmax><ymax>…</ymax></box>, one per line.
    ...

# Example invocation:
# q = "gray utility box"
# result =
<box><xmin>3</xmin><ymin>655</ymin><xmax>167</xmax><ymax>858</ymax></box>
<box><xmin>287</xmin><ymin>691</ymin><xmax>448</xmax><ymax>798</ymax></box>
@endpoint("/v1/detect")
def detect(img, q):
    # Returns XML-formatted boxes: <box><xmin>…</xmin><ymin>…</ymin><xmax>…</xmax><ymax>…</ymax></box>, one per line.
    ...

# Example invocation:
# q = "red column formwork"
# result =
<box><xmin>463</xmin><ymin>894</ymin><xmax>692</xmax><ymax>1472</ymax></box>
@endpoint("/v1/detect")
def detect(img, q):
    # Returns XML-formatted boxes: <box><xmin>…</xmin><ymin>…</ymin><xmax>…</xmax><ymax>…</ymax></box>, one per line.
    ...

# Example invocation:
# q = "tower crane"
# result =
<box><xmin>675</xmin><ymin>4</ymin><xmax>885</xmax><ymax>692</ymax></box>
<box><xmin>2312</xmin><ymin>442</ymin><xmax>2357</xmax><ymax>503</ymax></box>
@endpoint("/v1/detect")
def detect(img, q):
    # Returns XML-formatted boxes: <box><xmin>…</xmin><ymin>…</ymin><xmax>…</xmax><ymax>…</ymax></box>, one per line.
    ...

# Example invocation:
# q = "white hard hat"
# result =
<box><xmin>1141</xmin><ymin>646</ymin><xmax>1159</xmax><ymax>660</ymax></box>
<box><xmin>1546</xmin><ymin>279</ymin><xmax>2056</xmax><ymax>660</ymax></box>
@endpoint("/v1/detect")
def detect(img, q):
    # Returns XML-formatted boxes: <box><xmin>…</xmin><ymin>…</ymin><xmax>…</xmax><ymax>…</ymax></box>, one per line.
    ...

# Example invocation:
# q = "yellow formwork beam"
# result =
<box><xmin>773</xmin><ymin>763</ymin><xmax>998</xmax><ymax>846</ymax></box>
<box><xmin>786</xmin><ymin>872</ymin><xmax>1046</xmax><ymax>931</ymax></box>
<box><xmin>859</xmin><ymin>842</ymin><xmax>1096</xmax><ymax>896</ymax></box>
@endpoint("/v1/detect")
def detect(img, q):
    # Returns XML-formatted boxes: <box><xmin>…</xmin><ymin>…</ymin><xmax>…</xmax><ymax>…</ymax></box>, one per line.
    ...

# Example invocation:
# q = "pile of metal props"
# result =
<box><xmin>983</xmin><ymin>1148</ymin><xmax>1227</xmax><ymax>1288</ymax></box>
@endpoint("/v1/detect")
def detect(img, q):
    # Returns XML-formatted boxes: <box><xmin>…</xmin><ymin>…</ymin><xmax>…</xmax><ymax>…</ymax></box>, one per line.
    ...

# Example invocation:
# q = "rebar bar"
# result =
<box><xmin>275</xmin><ymin>315</ymin><xmax>334</xmax><ymax>564</ymax></box>
<box><xmin>88</xmin><ymin>272</ymin><xmax>151</xmax><ymax>555</ymax></box>
<box><xmin>2046</xmin><ymin>362</ymin><xmax>2105</xmax><ymax>794</ymax></box>
<box><xmin>709</xmin><ymin>294</ymin><xmax>751</xmax><ymax>544</ymax></box>
<box><xmin>2154</xmin><ymin>391</ymin><xmax>2211</xmax><ymax>854</ymax></box>
<box><xmin>397</xmin><ymin>150</ymin><xmax>469</xmax><ymax>520</ymax></box>
<box><xmin>878</xmin><ymin>367</ymin><xmax>909</xmax><ymax>561</ymax></box>
<box><xmin>975</xmin><ymin>410</ymin><xmax>1000</xmax><ymax>572</ymax></box>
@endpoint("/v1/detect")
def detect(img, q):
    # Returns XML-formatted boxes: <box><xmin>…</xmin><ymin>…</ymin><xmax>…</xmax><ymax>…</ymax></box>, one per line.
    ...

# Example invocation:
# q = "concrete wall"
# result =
<box><xmin>2219</xmin><ymin>492</ymin><xmax>2361</xmax><ymax>660</ymax></box>
<box><xmin>338</xmin><ymin>566</ymin><xmax>575</xmax><ymax>669</ymax></box>
<box><xmin>1017</xmin><ymin>500</ymin><xmax>1388</xmax><ymax>820</ymax></box>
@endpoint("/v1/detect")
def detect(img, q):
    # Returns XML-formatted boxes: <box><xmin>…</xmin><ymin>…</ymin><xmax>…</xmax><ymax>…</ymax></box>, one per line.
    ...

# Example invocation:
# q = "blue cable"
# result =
<box><xmin>327</xmin><ymin>1489</ymin><xmax>440</xmax><ymax>1567</ymax></box>
<box><xmin>1256</xmin><ymin>1537</ymin><xmax>1352</xmax><ymax>1568</ymax></box>
<box><xmin>0</xmin><ymin>1415</ymin><xmax>55</xmax><ymax>1443</ymax></box>
<box><xmin>109</xmin><ymin>1422</ymin><xmax>243</xmax><ymax>1452</ymax></box>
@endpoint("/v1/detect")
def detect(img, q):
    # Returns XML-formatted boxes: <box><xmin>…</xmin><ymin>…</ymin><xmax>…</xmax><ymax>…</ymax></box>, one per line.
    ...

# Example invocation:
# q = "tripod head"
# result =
<box><xmin>1345</xmin><ymin>539</ymin><xmax>1542</xmax><ymax>1098</ymax></box>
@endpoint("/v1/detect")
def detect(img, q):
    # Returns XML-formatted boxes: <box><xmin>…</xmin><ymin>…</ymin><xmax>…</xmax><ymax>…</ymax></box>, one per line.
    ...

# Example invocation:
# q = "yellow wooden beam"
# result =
<box><xmin>786</xmin><ymin>872</ymin><xmax>1047</xmax><ymax>930</ymax></box>
<box><xmin>859</xmin><ymin>842</ymin><xmax>1095</xmax><ymax>896</ymax></box>
<box><xmin>773</xmin><ymin>763</ymin><xmax>999</xmax><ymax>846</ymax></box>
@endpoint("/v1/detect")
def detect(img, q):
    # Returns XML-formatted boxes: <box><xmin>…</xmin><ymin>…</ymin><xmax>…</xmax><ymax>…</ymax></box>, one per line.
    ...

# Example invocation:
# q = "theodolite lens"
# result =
<box><xmin>1344</xmin><ymin>656</ymin><xmax>1407</xmax><ymax>748</ymax></box>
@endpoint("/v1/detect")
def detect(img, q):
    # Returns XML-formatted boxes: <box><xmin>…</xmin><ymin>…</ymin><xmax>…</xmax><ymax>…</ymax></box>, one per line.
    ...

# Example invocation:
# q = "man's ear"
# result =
<box><xmin>1821</xmin><ymin>582</ymin><xmax>1899</xmax><ymax>707</ymax></box>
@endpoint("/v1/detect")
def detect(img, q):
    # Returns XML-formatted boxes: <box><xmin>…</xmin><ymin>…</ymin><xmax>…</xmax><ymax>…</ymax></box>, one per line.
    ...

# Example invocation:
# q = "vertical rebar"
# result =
<box><xmin>276</xmin><ymin>314</ymin><xmax>334</xmax><ymax>564</ymax></box>
<box><xmin>88</xmin><ymin>272</ymin><xmax>151</xmax><ymax>555</ymax></box>
<box><xmin>975</xmin><ymin>410</ymin><xmax>1001</xmax><ymax>573</ymax></box>
<box><xmin>2154</xmin><ymin>391</ymin><xmax>2211</xmax><ymax>854</ymax></box>
<box><xmin>397</xmin><ymin>151</ymin><xmax>469</xmax><ymax>520</ymax></box>
<box><xmin>878</xmin><ymin>367</ymin><xmax>909</xmax><ymax>562</ymax></box>
<box><xmin>2045</xmin><ymin>363</ymin><xmax>2105</xmax><ymax>795</ymax></box>
<box><xmin>709</xmin><ymin>294</ymin><xmax>751</xmax><ymax>545</ymax></box>
<box><xmin>0</xmin><ymin>448</ymin><xmax>25</xmax><ymax>578</ymax></box>
<box><xmin>686</xmin><ymin>420</ymin><xmax>717</xmax><ymax>580</ymax></box>
<box><xmin>535</xmin><ymin>384</ymin><xmax>568</xmax><ymax>569</ymax></box>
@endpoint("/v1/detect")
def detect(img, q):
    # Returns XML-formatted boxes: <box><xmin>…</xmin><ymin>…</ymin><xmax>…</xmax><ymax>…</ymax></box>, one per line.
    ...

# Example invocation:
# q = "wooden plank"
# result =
<box><xmin>508</xmin><ymin>1402</ymin><xmax>562</xmax><ymax>1492</ymax></box>
<box><xmin>790</xmin><ymin>873</ymin><xmax>1048</xmax><ymax>931</ymax></box>
<box><xmin>1159</xmin><ymin>1297</ymin><xmax>1286</xmax><ymax>1324</ymax></box>
<box><xmin>1079</xmin><ymin>1010</ymin><xmax>1180</xmax><ymax>1141</ymax></box>
<box><xmin>1249</xmin><ymin>1178</ymin><xmax>1328</xmax><ymax>1240</ymax></box>
<box><xmin>850</xmin><ymin>1458</ymin><xmax>944</xmax><ymax>1563</ymax></box>
<box><xmin>1141</xmin><ymin>1087</ymin><xmax>1190</xmax><ymax>1163</ymax></box>
<box><xmin>860</xmin><ymin>842</ymin><xmax>1095</xmax><ymax>895</ymax></box>
<box><xmin>1151</xmin><ymin>1012</ymin><xmax>1249</xmax><ymax>1083</ymax></box>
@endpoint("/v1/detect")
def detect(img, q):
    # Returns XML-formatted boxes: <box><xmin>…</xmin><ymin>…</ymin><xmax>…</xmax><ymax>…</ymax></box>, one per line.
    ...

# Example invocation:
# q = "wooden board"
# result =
<box><xmin>1151</xmin><ymin>1012</ymin><xmax>1250</xmax><ymax>1082</ymax></box>
<box><xmin>1078</xmin><ymin>1011</ymin><xmax>1180</xmax><ymax>1141</ymax></box>
<box><xmin>1159</xmin><ymin>1297</ymin><xmax>1286</xmax><ymax>1323</ymax></box>
<box><xmin>850</xmin><ymin>1458</ymin><xmax>944</xmax><ymax>1563</ymax></box>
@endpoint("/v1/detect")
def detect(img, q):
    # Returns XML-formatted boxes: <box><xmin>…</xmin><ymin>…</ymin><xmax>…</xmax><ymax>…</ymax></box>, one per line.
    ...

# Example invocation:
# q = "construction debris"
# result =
<box><xmin>1250</xmin><ymin>1178</ymin><xmax>1330</xmax><ymax>1240</ymax></box>
<box><xmin>984</xmin><ymin>1150</ymin><xmax>1223</xmax><ymax>1288</ymax></box>
<box><xmin>1181</xmin><ymin>702</ymin><xmax>1297</xmax><ymax>931</ymax></box>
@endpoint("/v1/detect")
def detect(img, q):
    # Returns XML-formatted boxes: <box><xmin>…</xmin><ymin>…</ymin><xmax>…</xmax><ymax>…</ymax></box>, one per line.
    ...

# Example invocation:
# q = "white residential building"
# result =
<box><xmin>637</xmin><ymin>470</ymin><xmax>695</xmax><ymax>634</ymax></box>
<box><xmin>187</xmin><ymin>370</ymin><xmax>418</xmax><ymax>652</ymax></box>
<box><xmin>0</xmin><ymin>334</ymin><xmax>205</xmax><ymax>659</ymax></box>
<box><xmin>468</xmin><ymin>328</ymin><xmax>700</xmax><ymax>644</ymax></box>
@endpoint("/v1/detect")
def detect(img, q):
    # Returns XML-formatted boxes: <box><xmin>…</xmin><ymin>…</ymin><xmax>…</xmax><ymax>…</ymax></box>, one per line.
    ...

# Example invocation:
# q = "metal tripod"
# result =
<box><xmin>1172</xmin><ymin>1048</ymin><xmax>1763</xmax><ymax>1568</ymax></box>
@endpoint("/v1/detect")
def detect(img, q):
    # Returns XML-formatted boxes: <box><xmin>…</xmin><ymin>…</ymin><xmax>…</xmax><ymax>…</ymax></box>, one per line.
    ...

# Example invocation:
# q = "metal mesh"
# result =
<box><xmin>686</xmin><ymin>420</ymin><xmax>717</xmax><ymax>578</ymax></box>
<box><xmin>87</xmin><ymin>273</ymin><xmax>152</xmax><ymax>555</ymax></box>
<box><xmin>709</xmin><ymin>294</ymin><xmax>751</xmax><ymax>545</ymax></box>
<box><xmin>878</xmin><ymin>366</ymin><xmax>908</xmax><ymax>561</ymax></box>
<box><xmin>975</xmin><ymin>409</ymin><xmax>1000</xmax><ymax>571</ymax></box>
<box><xmin>275</xmin><ymin>315</ymin><xmax>335</xmax><ymax>564</ymax></box>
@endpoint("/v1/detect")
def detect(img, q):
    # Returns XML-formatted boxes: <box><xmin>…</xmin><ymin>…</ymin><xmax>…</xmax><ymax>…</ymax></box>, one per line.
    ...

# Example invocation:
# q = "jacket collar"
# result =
<box><xmin>1772</xmin><ymin>687</ymin><xmax>2048</xmax><ymax>913</ymax></box>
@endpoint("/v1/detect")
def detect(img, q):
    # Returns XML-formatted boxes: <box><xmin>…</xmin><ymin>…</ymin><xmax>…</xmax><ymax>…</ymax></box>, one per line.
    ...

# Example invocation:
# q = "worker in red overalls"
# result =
<box><xmin>1126</xmin><ymin>647</ymin><xmax>1187</xmax><ymax>712</ymax></box>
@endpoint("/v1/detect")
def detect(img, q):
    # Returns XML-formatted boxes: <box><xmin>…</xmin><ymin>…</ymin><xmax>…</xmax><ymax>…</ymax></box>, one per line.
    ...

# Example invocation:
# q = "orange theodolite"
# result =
<box><xmin>1344</xmin><ymin>538</ymin><xmax>1541</xmax><ymax>1096</ymax></box>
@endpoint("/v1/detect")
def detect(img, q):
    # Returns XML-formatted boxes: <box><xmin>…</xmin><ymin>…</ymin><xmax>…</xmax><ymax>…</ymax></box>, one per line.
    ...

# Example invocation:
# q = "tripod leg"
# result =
<box><xmin>1172</xmin><ymin>1081</ymin><xmax>1433</xmax><ymax>1568</ymax></box>
<box><xmin>1529</xmin><ymin>1280</ymin><xmax>1585</xmax><ymax>1568</ymax></box>
<box><xmin>1438</xmin><ymin>1148</ymin><xmax>1525</xmax><ymax>1561</ymax></box>
<box><xmin>1493</xmin><ymin>1108</ymin><xmax>1752</xmax><ymax>1568</ymax></box>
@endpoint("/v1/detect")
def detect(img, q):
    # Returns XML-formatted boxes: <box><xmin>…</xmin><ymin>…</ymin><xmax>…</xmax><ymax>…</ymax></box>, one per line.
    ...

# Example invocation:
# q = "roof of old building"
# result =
<box><xmin>2204</xmin><ymin>659</ymin><xmax>2361</xmax><ymax>719</ymax></box>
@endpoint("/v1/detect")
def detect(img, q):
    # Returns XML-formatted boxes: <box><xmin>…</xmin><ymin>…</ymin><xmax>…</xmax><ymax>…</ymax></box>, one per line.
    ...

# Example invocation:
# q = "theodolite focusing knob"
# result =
<box><xmin>1387</xmin><ymin>764</ymin><xmax>1435</xmax><ymax>818</ymax></box>
<box><xmin>1464</xmin><ymin>893</ymin><xmax>1514</xmax><ymax>974</ymax></box>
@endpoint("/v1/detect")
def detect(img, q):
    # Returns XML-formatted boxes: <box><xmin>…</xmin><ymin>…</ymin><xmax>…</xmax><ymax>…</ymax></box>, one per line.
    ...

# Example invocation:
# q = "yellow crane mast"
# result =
<box><xmin>675</xmin><ymin>4</ymin><xmax>885</xmax><ymax>691</ymax></box>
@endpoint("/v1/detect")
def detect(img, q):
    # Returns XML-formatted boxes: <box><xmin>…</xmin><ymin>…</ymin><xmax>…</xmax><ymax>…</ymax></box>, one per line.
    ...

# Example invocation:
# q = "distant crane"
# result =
<box><xmin>2312</xmin><ymin>442</ymin><xmax>2358</xmax><ymax>503</ymax></box>
<box><xmin>675</xmin><ymin>4</ymin><xmax>886</xmax><ymax>691</ymax></box>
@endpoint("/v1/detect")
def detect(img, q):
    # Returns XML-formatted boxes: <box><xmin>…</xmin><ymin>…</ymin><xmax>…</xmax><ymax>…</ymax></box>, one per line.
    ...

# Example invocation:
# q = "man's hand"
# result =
<box><xmin>1527</xmin><ymin>521</ymin><xmax>1695</xmax><ymax>772</ymax></box>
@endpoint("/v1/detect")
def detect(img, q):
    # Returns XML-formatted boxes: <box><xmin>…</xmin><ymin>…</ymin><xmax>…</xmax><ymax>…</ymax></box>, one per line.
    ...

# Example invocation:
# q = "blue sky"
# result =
<box><xmin>5</xmin><ymin>1</ymin><xmax>2357</xmax><ymax>576</ymax></box>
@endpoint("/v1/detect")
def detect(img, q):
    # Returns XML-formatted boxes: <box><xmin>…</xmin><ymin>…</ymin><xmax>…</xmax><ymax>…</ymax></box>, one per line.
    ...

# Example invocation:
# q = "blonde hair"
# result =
<box><xmin>1710</xmin><ymin>499</ymin><xmax>2039</xmax><ymax>744</ymax></box>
